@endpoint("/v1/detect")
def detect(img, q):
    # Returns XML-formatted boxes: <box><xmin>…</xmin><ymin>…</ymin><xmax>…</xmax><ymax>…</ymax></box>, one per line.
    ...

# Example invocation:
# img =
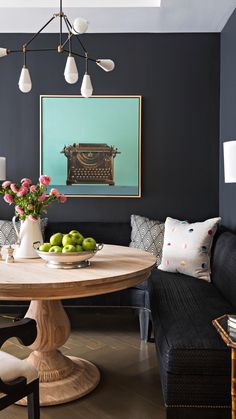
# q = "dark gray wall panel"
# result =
<box><xmin>0</xmin><ymin>33</ymin><xmax>219</xmax><ymax>222</ymax></box>
<box><xmin>220</xmin><ymin>9</ymin><xmax>236</xmax><ymax>230</ymax></box>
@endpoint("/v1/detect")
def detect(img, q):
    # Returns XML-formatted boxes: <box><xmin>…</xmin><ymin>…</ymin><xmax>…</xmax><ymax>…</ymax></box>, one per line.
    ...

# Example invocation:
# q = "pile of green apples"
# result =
<box><xmin>39</xmin><ymin>230</ymin><xmax>97</xmax><ymax>253</ymax></box>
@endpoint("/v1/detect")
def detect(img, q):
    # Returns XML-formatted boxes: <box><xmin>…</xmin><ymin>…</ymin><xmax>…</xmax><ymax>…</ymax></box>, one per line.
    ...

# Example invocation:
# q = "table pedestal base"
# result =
<box><xmin>16</xmin><ymin>299</ymin><xmax>100</xmax><ymax>406</ymax></box>
<box><xmin>17</xmin><ymin>356</ymin><xmax>100</xmax><ymax>406</ymax></box>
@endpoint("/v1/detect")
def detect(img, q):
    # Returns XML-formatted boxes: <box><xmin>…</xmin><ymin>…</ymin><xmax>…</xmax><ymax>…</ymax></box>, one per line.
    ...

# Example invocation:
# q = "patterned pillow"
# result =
<box><xmin>158</xmin><ymin>217</ymin><xmax>221</xmax><ymax>282</ymax></box>
<box><xmin>0</xmin><ymin>218</ymin><xmax>48</xmax><ymax>246</ymax></box>
<box><xmin>129</xmin><ymin>214</ymin><xmax>164</xmax><ymax>266</ymax></box>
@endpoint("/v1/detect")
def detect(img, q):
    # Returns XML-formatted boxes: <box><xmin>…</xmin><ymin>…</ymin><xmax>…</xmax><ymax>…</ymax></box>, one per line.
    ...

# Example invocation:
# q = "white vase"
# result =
<box><xmin>12</xmin><ymin>216</ymin><xmax>43</xmax><ymax>259</ymax></box>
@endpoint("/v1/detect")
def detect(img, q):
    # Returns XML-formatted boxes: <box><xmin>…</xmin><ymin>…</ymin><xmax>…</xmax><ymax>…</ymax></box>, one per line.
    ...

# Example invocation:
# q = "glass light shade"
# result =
<box><xmin>72</xmin><ymin>17</ymin><xmax>88</xmax><ymax>34</ymax></box>
<box><xmin>223</xmin><ymin>141</ymin><xmax>236</xmax><ymax>183</ymax></box>
<box><xmin>0</xmin><ymin>157</ymin><xmax>6</xmax><ymax>181</ymax></box>
<box><xmin>81</xmin><ymin>74</ymin><xmax>93</xmax><ymax>98</ymax></box>
<box><xmin>96</xmin><ymin>59</ymin><xmax>115</xmax><ymax>72</ymax></box>
<box><xmin>64</xmin><ymin>56</ymin><xmax>79</xmax><ymax>84</ymax></box>
<box><xmin>0</xmin><ymin>48</ymin><xmax>8</xmax><ymax>58</ymax></box>
<box><xmin>18</xmin><ymin>66</ymin><xmax>32</xmax><ymax>93</ymax></box>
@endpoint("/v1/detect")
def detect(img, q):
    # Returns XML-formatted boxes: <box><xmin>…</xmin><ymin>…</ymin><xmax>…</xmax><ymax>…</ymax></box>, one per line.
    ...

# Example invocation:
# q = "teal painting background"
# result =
<box><xmin>41</xmin><ymin>97</ymin><xmax>140</xmax><ymax>195</ymax></box>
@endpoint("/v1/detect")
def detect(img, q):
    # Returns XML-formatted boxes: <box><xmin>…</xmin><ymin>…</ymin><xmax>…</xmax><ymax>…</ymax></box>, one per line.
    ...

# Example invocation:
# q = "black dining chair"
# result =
<box><xmin>0</xmin><ymin>317</ymin><xmax>40</xmax><ymax>419</ymax></box>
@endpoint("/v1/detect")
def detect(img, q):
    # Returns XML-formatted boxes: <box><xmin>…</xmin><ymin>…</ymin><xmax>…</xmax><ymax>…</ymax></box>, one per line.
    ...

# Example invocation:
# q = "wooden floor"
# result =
<box><xmin>0</xmin><ymin>308</ymin><xmax>165</xmax><ymax>419</ymax></box>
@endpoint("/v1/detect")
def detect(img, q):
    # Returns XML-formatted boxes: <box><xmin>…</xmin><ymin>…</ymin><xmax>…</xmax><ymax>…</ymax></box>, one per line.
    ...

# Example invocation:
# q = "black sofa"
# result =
<box><xmin>148</xmin><ymin>230</ymin><xmax>236</xmax><ymax>419</ymax></box>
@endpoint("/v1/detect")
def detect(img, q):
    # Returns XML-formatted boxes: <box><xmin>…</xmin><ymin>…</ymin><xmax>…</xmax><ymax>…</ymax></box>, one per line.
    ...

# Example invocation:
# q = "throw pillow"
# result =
<box><xmin>0</xmin><ymin>218</ymin><xmax>48</xmax><ymax>246</ymax></box>
<box><xmin>129</xmin><ymin>214</ymin><xmax>164</xmax><ymax>266</ymax></box>
<box><xmin>158</xmin><ymin>217</ymin><xmax>221</xmax><ymax>282</ymax></box>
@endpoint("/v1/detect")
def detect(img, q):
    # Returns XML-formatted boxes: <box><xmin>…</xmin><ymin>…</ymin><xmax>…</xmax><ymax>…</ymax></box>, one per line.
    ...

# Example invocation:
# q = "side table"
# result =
<box><xmin>213</xmin><ymin>314</ymin><xmax>236</xmax><ymax>419</ymax></box>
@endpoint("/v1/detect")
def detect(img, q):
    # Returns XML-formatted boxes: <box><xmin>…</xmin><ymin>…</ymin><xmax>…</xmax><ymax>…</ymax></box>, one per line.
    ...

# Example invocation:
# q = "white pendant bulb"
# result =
<box><xmin>72</xmin><ymin>17</ymin><xmax>88</xmax><ymax>34</ymax></box>
<box><xmin>0</xmin><ymin>48</ymin><xmax>8</xmax><ymax>58</ymax></box>
<box><xmin>18</xmin><ymin>66</ymin><xmax>32</xmax><ymax>93</ymax></box>
<box><xmin>64</xmin><ymin>55</ymin><xmax>79</xmax><ymax>84</ymax></box>
<box><xmin>96</xmin><ymin>59</ymin><xmax>115</xmax><ymax>72</ymax></box>
<box><xmin>81</xmin><ymin>73</ymin><xmax>93</xmax><ymax>98</ymax></box>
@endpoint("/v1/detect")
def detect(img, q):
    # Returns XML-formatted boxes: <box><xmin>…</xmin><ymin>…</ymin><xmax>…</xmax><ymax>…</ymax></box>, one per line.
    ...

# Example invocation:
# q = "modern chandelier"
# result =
<box><xmin>0</xmin><ymin>0</ymin><xmax>115</xmax><ymax>97</ymax></box>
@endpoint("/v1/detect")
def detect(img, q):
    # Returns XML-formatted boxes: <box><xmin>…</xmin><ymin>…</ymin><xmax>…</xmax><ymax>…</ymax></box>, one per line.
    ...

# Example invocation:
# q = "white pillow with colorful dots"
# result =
<box><xmin>158</xmin><ymin>217</ymin><xmax>221</xmax><ymax>282</ymax></box>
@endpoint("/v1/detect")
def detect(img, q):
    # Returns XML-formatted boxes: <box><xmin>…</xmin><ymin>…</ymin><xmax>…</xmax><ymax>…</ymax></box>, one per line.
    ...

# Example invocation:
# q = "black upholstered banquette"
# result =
<box><xmin>148</xmin><ymin>230</ymin><xmax>236</xmax><ymax>419</ymax></box>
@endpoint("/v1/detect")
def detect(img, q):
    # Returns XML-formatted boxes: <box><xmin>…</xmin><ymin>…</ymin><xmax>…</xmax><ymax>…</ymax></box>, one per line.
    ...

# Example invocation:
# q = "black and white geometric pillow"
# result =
<box><xmin>0</xmin><ymin>218</ymin><xmax>48</xmax><ymax>246</ymax></box>
<box><xmin>129</xmin><ymin>214</ymin><xmax>165</xmax><ymax>267</ymax></box>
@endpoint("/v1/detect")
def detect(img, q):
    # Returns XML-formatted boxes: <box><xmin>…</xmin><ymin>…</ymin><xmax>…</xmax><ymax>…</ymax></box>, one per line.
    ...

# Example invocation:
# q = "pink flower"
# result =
<box><xmin>50</xmin><ymin>188</ymin><xmax>60</xmax><ymax>197</ymax></box>
<box><xmin>59</xmin><ymin>195</ymin><xmax>67</xmax><ymax>203</ymax></box>
<box><xmin>22</xmin><ymin>181</ymin><xmax>31</xmax><ymax>188</ymax></box>
<box><xmin>2</xmin><ymin>181</ymin><xmax>11</xmax><ymax>189</ymax></box>
<box><xmin>38</xmin><ymin>193</ymin><xmax>47</xmax><ymax>203</ymax></box>
<box><xmin>17</xmin><ymin>187</ymin><xmax>28</xmax><ymax>197</ymax></box>
<box><xmin>3</xmin><ymin>194</ymin><xmax>13</xmax><ymax>204</ymax></box>
<box><xmin>28</xmin><ymin>204</ymin><xmax>34</xmax><ymax>210</ymax></box>
<box><xmin>30</xmin><ymin>185</ymin><xmax>37</xmax><ymax>193</ymax></box>
<box><xmin>15</xmin><ymin>205</ymin><xmax>24</xmax><ymax>215</ymax></box>
<box><xmin>10</xmin><ymin>183</ymin><xmax>19</xmax><ymax>193</ymax></box>
<box><xmin>28</xmin><ymin>215</ymin><xmax>38</xmax><ymax>222</ymax></box>
<box><xmin>39</xmin><ymin>175</ymin><xmax>51</xmax><ymax>187</ymax></box>
<box><xmin>21</xmin><ymin>178</ymin><xmax>32</xmax><ymax>185</ymax></box>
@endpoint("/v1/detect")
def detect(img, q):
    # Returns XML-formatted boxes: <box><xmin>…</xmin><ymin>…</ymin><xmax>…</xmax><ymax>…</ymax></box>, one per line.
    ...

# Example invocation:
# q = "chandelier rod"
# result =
<box><xmin>64</xmin><ymin>49</ymin><xmax>96</xmax><ymax>62</ymax></box>
<box><xmin>24</xmin><ymin>16</ymin><xmax>56</xmax><ymax>50</ymax></box>
<box><xmin>61</xmin><ymin>30</ymin><xmax>73</xmax><ymax>50</ymax></box>
<box><xmin>9</xmin><ymin>47</ymin><xmax>97</xmax><ymax>62</ymax></box>
<box><xmin>59</xmin><ymin>0</ymin><xmax>63</xmax><ymax>47</ymax></box>
<box><xmin>64</xmin><ymin>16</ymin><xmax>87</xmax><ymax>54</ymax></box>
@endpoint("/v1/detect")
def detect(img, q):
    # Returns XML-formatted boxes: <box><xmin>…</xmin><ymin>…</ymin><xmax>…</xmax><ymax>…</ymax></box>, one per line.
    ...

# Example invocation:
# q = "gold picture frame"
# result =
<box><xmin>40</xmin><ymin>95</ymin><xmax>142</xmax><ymax>198</ymax></box>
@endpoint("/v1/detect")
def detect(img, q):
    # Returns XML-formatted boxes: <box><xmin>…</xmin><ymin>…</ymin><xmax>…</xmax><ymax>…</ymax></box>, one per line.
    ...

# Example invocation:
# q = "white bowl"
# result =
<box><xmin>33</xmin><ymin>242</ymin><xmax>103</xmax><ymax>269</ymax></box>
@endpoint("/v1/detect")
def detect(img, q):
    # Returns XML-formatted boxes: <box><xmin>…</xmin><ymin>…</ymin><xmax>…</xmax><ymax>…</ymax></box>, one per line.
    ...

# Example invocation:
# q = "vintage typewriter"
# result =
<box><xmin>61</xmin><ymin>143</ymin><xmax>120</xmax><ymax>185</ymax></box>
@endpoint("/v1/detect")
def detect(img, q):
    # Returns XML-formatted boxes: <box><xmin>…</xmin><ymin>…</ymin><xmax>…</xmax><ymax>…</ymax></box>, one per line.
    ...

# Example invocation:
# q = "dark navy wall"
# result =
<box><xmin>0</xmin><ymin>33</ymin><xmax>220</xmax><ymax>222</ymax></box>
<box><xmin>220</xmin><ymin>10</ymin><xmax>236</xmax><ymax>230</ymax></box>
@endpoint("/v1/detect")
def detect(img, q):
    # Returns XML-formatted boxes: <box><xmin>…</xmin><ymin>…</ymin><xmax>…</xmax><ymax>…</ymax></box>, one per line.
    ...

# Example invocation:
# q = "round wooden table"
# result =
<box><xmin>0</xmin><ymin>244</ymin><xmax>156</xmax><ymax>406</ymax></box>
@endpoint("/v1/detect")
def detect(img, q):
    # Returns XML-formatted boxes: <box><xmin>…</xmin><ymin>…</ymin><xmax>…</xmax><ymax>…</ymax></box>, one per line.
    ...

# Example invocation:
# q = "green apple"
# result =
<box><xmin>62</xmin><ymin>245</ymin><xmax>77</xmax><ymax>253</ymax></box>
<box><xmin>75</xmin><ymin>244</ymin><xmax>83</xmax><ymax>252</ymax></box>
<box><xmin>69</xmin><ymin>230</ymin><xmax>79</xmax><ymax>235</ymax></box>
<box><xmin>39</xmin><ymin>243</ymin><xmax>51</xmax><ymax>252</ymax></box>
<box><xmin>62</xmin><ymin>234</ymin><xmax>77</xmax><ymax>247</ymax></box>
<box><xmin>49</xmin><ymin>246</ymin><xmax>62</xmax><ymax>253</ymax></box>
<box><xmin>82</xmin><ymin>237</ymin><xmax>97</xmax><ymax>251</ymax></box>
<box><xmin>50</xmin><ymin>232</ymin><xmax>63</xmax><ymax>246</ymax></box>
<box><xmin>70</xmin><ymin>231</ymin><xmax>84</xmax><ymax>245</ymax></box>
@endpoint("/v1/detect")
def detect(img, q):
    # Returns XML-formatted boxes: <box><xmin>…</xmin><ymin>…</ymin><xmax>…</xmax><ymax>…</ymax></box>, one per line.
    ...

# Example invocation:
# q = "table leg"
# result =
<box><xmin>232</xmin><ymin>349</ymin><xmax>236</xmax><ymax>419</ymax></box>
<box><xmin>17</xmin><ymin>300</ymin><xmax>100</xmax><ymax>406</ymax></box>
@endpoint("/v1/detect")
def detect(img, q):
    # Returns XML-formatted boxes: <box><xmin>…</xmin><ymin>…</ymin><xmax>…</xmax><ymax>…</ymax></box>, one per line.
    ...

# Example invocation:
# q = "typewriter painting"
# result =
<box><xmin>40</xmin><ymin>96</ymin><xmax>141</xmax><ymax>197</ymax></box>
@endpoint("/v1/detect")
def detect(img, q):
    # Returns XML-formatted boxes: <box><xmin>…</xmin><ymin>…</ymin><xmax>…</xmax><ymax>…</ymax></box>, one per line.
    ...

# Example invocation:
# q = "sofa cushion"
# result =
<box><xmin>158</xmin><ymin>217</ymin><xmax>220</xmax><ymax>282</ymax></box>
<box><xmin>129</xmin><ymin>214</ymin><xmax>164</xmax><ymax>266</ymax></box>
<box><xmin>212</xmin><ymin>231</ymin><xmax>236</xmax><ymax>308</ymax></box>
<box><xmin>0</xmin><ymin>350</ymin><xmax>38</xmax><ymax>384</ymax></box>
<box><xmin>149</xmin><ymin>269</ymin><xmax>234</xmax><ymax>376</ymax></box>
<box><xmin>0</xmin><ymin>218</ymin><xmax>47</xmax><ymax>246</ymax></box>
<box><xmin>45</xmin><ymin>222</ymin><xmax>131</xmax><ymax>247</ymax></box>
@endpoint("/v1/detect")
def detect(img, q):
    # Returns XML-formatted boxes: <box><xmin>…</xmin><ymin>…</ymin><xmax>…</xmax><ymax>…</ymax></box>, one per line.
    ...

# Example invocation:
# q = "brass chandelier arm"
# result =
<box><xmin>24</xmin><ymin>16</ymin><xmax>56</xmax><ymax>49</ymax></box>
<box><xmin>8</xmin><ymin>48</ymin><xmax>58</xmax><ymax>54</ymax></box>
<box><xmin>61</xmin><ymin>32</ymin><xmax>73</xmax><ymax>50</ymax></box>
<box><xmin>64</xmin><ymin>49</ymin><xmax>97</xmax><ymax>63</ymax></box>
<box><xmin>64</xmin><ymin>16</ymin><xmax>87</xmax><ymax>54</ymax></box>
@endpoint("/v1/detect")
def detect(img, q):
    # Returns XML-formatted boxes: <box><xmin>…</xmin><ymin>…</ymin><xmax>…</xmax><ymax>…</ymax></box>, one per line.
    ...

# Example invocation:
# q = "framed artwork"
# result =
<box><xmin>40</xmin><ymin>95</ymin><xmax>141</xmax><ymax>198</ymax></box>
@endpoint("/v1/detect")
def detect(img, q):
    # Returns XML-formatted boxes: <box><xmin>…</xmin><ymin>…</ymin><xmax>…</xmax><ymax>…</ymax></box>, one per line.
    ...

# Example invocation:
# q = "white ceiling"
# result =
<box><xmin>0</xmin><ymin>0</ymin><xmax>235</xmax><ymax>33</ymax></box>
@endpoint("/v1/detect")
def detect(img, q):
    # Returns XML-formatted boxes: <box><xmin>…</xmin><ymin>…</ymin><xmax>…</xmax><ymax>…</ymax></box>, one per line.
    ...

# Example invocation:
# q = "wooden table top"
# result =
<box><xmin>0</xmin><ymin>244</ymin><xmax>156</xmax><ymax>301</ymax></box>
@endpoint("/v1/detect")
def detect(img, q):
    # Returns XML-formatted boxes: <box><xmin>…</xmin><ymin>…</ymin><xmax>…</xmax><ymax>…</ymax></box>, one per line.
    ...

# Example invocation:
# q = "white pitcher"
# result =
<box><xmin>12</xmin><ymin>216</ymin><xmax>43</xmax><ymax>259</ymax></box>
